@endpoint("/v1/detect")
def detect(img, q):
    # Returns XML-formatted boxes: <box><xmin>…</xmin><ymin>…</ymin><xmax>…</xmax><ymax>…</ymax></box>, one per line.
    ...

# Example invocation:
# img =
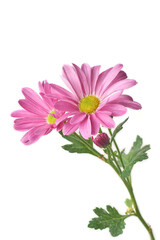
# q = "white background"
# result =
<box><xmin>0</xmin><ymin>0</ymin><xmax>160</xmax><ymax>239</ymax></box>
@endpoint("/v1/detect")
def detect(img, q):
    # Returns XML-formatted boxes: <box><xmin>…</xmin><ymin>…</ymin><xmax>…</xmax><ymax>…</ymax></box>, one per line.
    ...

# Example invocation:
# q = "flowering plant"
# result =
<box><xmin>11</xmin><ymin>63</ymin><xmax>155</xmax><ymax>239</ymax></box>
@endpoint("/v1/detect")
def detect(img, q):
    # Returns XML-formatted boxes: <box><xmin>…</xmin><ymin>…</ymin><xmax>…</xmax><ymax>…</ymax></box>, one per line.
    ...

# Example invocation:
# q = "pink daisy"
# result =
<box><xmin>48</xmin><ymin>63</ymin><xmax>141</xmax><ymax>139</ymax></box>
<box><xmin>11</xmin><ymin>81</ymin><xmax>64</xmax><ymax>145</ymax></box>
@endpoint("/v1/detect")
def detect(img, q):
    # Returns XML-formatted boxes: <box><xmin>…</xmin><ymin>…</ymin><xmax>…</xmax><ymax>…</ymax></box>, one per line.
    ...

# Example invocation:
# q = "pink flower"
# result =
<box><xmin>48</xmin><ymin>63</ymin><xmax>141</xmax><ymax>140</ymax></box>
<box><xmin>11</xmin><ymin>81</ymin><xmax>64</xmax><ymax>145</ymax></box>
<box><xmin>92</xmin><ymin>133</ymin><xmax>110</xmax><ymax>148</ymax></box>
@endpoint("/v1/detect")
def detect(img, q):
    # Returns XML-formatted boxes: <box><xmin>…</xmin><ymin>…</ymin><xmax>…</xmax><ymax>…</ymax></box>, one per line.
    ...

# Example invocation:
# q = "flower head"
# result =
<box><xmin>92</xmin><ymin>133</ymin><xmax>110</xmax><ymax>148</ymax></box>
<box><xmin>48</xmin><ymin>63</ymin><xmax>141</xmax><ymax>139</ymax></box>
<box><xmin>11</xmin><ymin>81</ymin><xmax>64</xmax><ymax>145</ymax></box>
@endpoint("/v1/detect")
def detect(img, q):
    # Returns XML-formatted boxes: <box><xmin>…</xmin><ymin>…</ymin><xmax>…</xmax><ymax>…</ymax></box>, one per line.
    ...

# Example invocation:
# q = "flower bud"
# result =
<box><xmin>92</xmin><ymin>133</ymin><xmax>110</xmax><ymax>148</ymax></box>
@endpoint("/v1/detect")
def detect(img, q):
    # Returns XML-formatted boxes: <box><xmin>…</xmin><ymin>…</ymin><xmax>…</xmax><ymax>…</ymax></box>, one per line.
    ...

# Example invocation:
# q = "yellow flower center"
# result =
<box><xmin>79</xmin><ymin>95</ymin><xmax>100</xmax><ymax>114</ymax></box>
<box><xmin>47</xmin><ymin>111</ymin><xmax>57</xmax><ymax>124</ymax></box>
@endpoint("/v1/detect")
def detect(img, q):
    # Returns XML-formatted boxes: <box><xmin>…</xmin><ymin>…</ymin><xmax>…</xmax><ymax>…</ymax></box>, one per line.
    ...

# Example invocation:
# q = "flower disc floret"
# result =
<box><xmin>47</xmin><ymin>111</ymin><xmax>57</xmax><ymax>124</ymax></box>
<box><xmin>79</xmin><ymin>95</ymin><xmax>100</xmax><ymax>114</ymax></box>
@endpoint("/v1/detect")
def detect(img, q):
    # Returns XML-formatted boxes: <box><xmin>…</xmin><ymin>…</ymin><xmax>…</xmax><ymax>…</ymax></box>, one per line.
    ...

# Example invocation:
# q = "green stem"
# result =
<box><xmin>108</xmin><ymin>129</ymin><xmax>125</xmax><ymax>169</ymax></box>
<box><xmin>124</xmin><ymin>182</ymin><xmax>155</xmax><ymax>240</ymax></box>
<box><xmin>108</xmin><ymin>129</ymin><xmax>131</xmax><ymax>185</ymax></box>
<box><xmin>74</xmin><ymin>133</ymin><xmax>121</xmax><ymax>175</ymax></box>
<box><xmin>74</xmin><ymin>133</ymin><xmax>104</xmax><ymax>160</ymax></box>
<box><xmin>107</xmin><ymin>137</ymin><xmax>155</xmax><ymax>239</ymax></box>
<box><xmin>108</xmin><ymin>145</ymin><xmax>122</xmax><ymax>174</ymax></box>
<box><xmin>104</xmin><ymin>148</ymin><xmax>121</xmax><ymax>176</ymax></box>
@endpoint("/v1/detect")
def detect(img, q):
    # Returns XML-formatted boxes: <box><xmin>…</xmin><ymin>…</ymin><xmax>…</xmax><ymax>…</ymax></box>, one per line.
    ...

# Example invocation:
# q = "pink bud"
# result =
<box><xmin>92</xmin><ymin>133</ymin><xmax>110</xmax><ymax>148</ymax></box>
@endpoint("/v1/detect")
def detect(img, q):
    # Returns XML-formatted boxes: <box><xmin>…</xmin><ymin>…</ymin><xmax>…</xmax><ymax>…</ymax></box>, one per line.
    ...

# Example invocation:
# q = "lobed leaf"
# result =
<box><xmin>88</xmin><ymin>205</ymin><xmax>127</xmax><ymax>237</ymax></box>
<box><xmin>59</xmin><ymin>131</ymin><xmax>97</xmax><ymax>156</ymax></box>
<box><xmin>121</xmin><ymin>136</ymin><xmax>150</xmax><ymax>178</ymax></box>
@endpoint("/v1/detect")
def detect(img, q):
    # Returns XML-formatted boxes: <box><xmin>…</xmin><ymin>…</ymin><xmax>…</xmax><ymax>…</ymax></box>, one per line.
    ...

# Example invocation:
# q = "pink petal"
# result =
<box><xmin>38</xmin><ymin>80</ymin><xmax>51</xmax><ymax>94</ymax></box>
<box><xmin>38</xmin><ymin>81</ymin><xmax>45</xmax><ymax>93</ymax></box>
<box><xmin>50</xmin><ymin>84</ymin><xmax>78</xmax><ymax>103</ymax></box>
<box><xmin>21</xmin><ymin>128</ymin><xmax>40</xmax><ymax>145</ymax></box>
<box><xmin>38</xmin><ymin>81</ymin><xmax>57</xmax><ymax>108</ymax></box>
<box><xmin>62</xmin><ymin>65</ymin><xmax>83</xmax><ymax>99</ymax></box>
<box><xmin>55</xmin><ymin>110</ymin><xmax>64</xmax><ymax>119</ymax></box>
<box><xmin>91</xmin><ymin>65</ymin><xmax>101</xmax><ymax>94</ymax></box>
<box><xmin>18</xmin><ymin>99</ymin><xmax>48</xmax><ymax>116</ymax></box>
<box><xmin>21</xmin><ymin>125</ymin><xmax>49</xmax><ymax>145</ymax></box>
<box><xmin>104</xmin><ymin>90</ymin><xmax>123</xmax><ymax>103</ymax></box>
<box><xmin>22</xmin><ymin>88</ymin><xmax>50</xmax><ymax>111</ymax></box>
<box><xmin>95</xmin><ymin>112</ymin><xmax>115</xmax><ymax>128</ymax></box>
<box><xmin>123</xmin><ymin>101</ymin><xmax>142</xmax><ymax>109</ymax></box>
<box><xmin>101</xmin><ymin>71</ymin><xmax>127</xmax><ymax>98</ymax></box>
<box><xmin>117</xmin><ymin>95</ymin><xmax>133</xmax><ymax>101</ymax></box>
<box><xmin>54</xmin><ymin>101</ymin><xmax>79</xmax><ymax>112</ymax></box>
<box><xmin>79</xmin><ymin>115</ymin><xmax>91</xmax><ymax>139</ymax></box>
<box><xmin>100</xmin><ymin>79</ymin><xmax>137</xmax><ymax>100</ymax></box>
<box><xmin>97</xmin><ymin>64</ymin><xmax>123</xmax><ymax>98</ymax></box>
<box><xmin>90</xmin><ymin>114</ymin><xmax>100</xmax><ymax>135</ymax></box>
<box><xmin>55</xmin><ymin>112</ymin><xmax>74</xmax><ymax>125</ymax></box>
<box><xmin>42</xmin><ymin>81</ymin><xmax>51</xmax><ymax>94</ymax></box>
<box><xmin>14</xmin><ymin>124</ymin><xmax>36</xmax><ymax>131</ymax></box>
<box><xmin>99</xmin><ymin>103</ymin><xmax>127</xmax><ymax>116</ymax></box>
<box><xmin>45</xmin><ymin>93</ymin><xmax>76</xmax><ymax>109</ymax></box>
<box><xmin>56</xmin><ymin>122</ymin><xmax>64</xmax><ymax>131</ymax></box>
<box><xmin>95</xmin><ymin>67</ymin><xmax>112</xmax><ymax>96</ymax></box>
<box><xmin>111</xmin><ymin>95</ymin><xmax>142</xmax><ymax>109</ymax></box>
<box><xmin>81</xmin><ymin>63</ymin><xmax>92</xmax><ymax>94</ymax></box>
<box><xmin>14</xmin><ymin>120</ymin><xmax>45</xmax><ymax>131</ymax></box>
<box><xmin>34</xmin><ymin>124</ymin><xmax>51</xmax><ymax>135</ymax></box>
<box><xmin>98</xmin><ymin>91</ymin><xmax>123</xmax><ymax>109</ymax></box>
<box><xmin>110</xmin><ymin>70</ymin><xmax>127</xmax><ymax>84</ymax></box>
<box><xmin>14</xmin><ymin>117</ymin><xmax>45</xmax><ymax>125</ymax></box>
<box><xmin>11</xmin><ymin>110</ymin><xmax>37</xmax><ymax>118</ymax></box>
<box><xmin>70</xmin><ymin>113</ymin><xmax>86</xmax><ymax>125</ymax></box>
<box><xmin>63</xmin><ymin>121</ymin><xmax>79</xmax><ymax>135</ymax></box>
<box><xmin>97</xmin><ymin>110</ymin><xmax>112</xmax><ymax>115</ymax></box>
<box><xmin>40</xmin><ymin>92</ymin><xmax>56</xmax><ymax>109</ymax></box>
<box><xmin>45</xmin><ymin>127</ymin><xmax>54</xmax><ymax>135</ymax></box>
<box><xmin>72</xmin><ymin>64</ymin><xmax>89</xmax><ymax>96</ymax></box>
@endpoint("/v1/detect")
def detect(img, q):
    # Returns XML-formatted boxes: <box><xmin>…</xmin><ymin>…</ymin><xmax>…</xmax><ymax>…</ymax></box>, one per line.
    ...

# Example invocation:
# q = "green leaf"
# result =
<box><xmin>88</xmin><ymin>205</ymin><xmax>127</xmax><ymax>237</ymax></box>
<box><xmin>111</xmin><ymin>117</ymin><xmax>129</xmax><ymax>143</ymax></box>
<box><xmin>59</xmin><ymin>131</ymin><xmax>97</xmax><ymax>157</ymax></box>
<box><xmin>121</xmin><ymin>136</ymin><xmax>150</xmax><ymax>178</ymax></box>
<box><xmin>125</xmin><ymin>199</ymin><xmax>132</xmax><ymax>208</ymax></box>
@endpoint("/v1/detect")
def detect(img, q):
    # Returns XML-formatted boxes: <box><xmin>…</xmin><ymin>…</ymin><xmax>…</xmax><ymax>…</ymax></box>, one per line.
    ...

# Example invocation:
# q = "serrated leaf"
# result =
<box><xmin>111</xmin><ymin>118</ymin><xmax>129</xmax><ymax>143</ymax></box>
<box><xmin>121</xmin><ymin>136</ymin><xmax>150</xmax><ymax>178</ymax></box>
<box><xmin>59</xmin><ymin>131</ymin><xmax>97</xmax><ymax>156</ymax></box>
<box><xmin>125</xmin><ymin>199</ymin><xmax>132</xmax><ymax>208</ymax></box>
<box><xmin>88</xmin><ymin>205</ymin><xmax>127</xmax><ymax>237</ymax></box>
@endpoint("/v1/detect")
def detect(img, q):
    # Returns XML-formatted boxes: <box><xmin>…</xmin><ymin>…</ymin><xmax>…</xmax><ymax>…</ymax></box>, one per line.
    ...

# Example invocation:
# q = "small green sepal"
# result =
<box><xmin>125</xmin><ymin>198</ymin><xmax>132</xmax><ymax>208</ymax></box>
